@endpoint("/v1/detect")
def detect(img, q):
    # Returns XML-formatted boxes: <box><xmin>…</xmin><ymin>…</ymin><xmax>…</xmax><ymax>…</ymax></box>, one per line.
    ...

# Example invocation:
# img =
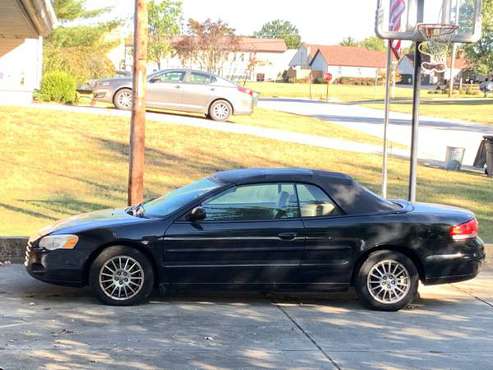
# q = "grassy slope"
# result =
<box><xmin>246</xmin><ymin>82</ymin><xmax>493</xmax><ymax>124</ymax></box>
<box><xmin>0</xmin><ymin>106</ymin><xmax>491</xmax><ymax>240</ymax></box>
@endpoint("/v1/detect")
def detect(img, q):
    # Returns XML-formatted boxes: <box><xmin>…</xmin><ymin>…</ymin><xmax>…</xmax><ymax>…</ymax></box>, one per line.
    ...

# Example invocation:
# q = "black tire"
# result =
<box><xmin>354</xmin><ymin>250</ymin><xmax>419</xmax><ymax>311</ymax></box>
<box><xmin>113</xmin><ymin>88</ymin><xmax>133</xmax><ymax>110</ymax></box>
<box><xmin>208</xmin><ymin>99</ymin><xmax>232</xmax><ymax>121</ymax></box>
<box><xmin>89</xmin><ymin>246</ymin><xmax>154</xmax><ymax>306</ymax></box>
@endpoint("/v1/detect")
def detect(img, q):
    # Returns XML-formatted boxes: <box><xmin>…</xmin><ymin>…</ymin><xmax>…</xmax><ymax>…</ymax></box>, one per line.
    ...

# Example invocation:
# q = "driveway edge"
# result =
<box><xmin>0</xmin><ymin>237</ymin><xmax>491</xmax><ymax>265</ymax></box>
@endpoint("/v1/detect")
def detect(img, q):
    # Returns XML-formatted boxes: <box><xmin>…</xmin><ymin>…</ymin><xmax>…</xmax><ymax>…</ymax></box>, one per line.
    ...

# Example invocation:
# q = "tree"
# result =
<box><xmin>147</xmin><ymin>0</ymin><xmax>182</xmax><ymax>70</ymax></box>
<box><xmin>174</xmin><ymin>18</ymin><xmax>238</xmax><ymax>74</ymax></box>
<box><xmin>339</xmin><ymin>37</ymin><xmax>358</xmax><ymax>47</ymax></box>
<box><xmin>53</xmin><ymin>0</ymin><xmax>110</xmax><ymax>22</ymax></box>
<box><xmin>254</xmin><ymin>19</ymin><xmax>301</xmax><ymax>49</ymax></box>
<box><xmin>359</xmin><ymin>36</ymin><xmax>386</xmax><ymax>52</ymax></box>
<box><xmin>465</xmin><ymin>0</ymin><xmax>493</xmax><ymax>75</ymax></box>
<box><xmin>44</xmin><ymin>0</ymin><xmax>120</xmax><ymax>83</ymax></box>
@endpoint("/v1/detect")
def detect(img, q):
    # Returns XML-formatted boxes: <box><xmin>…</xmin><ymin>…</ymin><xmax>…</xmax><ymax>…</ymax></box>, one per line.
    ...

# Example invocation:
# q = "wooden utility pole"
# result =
<box><xmin>128</xmin><ymin>0</ymin><xmax>148</xmax><ymax>206</ymax></box>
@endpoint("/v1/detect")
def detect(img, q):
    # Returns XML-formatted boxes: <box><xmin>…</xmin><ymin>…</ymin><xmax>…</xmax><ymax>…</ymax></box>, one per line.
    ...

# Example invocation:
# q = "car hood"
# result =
<box><xmin>31</xmin><ymin>208</ymin><xmax>149</xmax><ymax>240</ymax></box>
<box><xmin>96</xmin><ymin>77</ymin><xmax>132</xmax><ymax>86</ymax></box>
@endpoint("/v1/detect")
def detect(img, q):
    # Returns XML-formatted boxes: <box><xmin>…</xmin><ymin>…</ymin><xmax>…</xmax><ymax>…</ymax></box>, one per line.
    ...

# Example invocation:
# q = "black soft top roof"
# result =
<box><xmin>212</xmin><ymin>168</ymin><xmax>398</xmax><ymax>215</ymax></box>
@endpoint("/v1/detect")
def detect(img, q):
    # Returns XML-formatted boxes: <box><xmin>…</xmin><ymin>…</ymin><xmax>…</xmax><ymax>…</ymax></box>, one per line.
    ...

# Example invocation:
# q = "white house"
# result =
<box><xmin>118</xmin><ymin>36</ymin><xmax>293</xmax><ymax>82</ymax></box>
<box><xmin>308</xmin><ymin>45</ymin><xmax>387</xmax><ymax>80</ymax></box>
<box><xmin>397</xmin><ymin>54</ymin><xmax>469</xmax><ymax>85</ymax></box>
<box><xmin>0</xmin><ymin>0</ymin><xmax>56</xmax><ymax>104</ymax></box>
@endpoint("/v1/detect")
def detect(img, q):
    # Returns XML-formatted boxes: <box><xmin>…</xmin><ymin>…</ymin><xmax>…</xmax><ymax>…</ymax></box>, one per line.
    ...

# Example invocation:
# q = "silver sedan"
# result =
<box><xmin>92</xmin><ymin>69</ymin><xmax>257</xmax><ymax>121</ymax></box>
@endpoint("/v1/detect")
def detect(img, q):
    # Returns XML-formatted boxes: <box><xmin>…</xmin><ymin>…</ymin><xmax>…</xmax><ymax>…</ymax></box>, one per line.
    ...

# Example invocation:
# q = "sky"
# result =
<box><xmin>86</xmin><ymin>0</ymin><xmax>378</xmax><ymax>45</ymax></box>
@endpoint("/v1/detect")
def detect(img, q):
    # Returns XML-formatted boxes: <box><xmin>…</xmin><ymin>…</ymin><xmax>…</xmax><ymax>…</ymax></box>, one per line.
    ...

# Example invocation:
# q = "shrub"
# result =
<box><xmin>39</xmin><ymin>71</ymin><xmax>77</xmax><ymax>104</ymax></box>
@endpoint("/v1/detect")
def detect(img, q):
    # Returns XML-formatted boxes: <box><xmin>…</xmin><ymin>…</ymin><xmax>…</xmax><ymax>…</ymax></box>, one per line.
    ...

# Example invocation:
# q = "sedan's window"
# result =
<box><xmin>296</xmin><ymin>184</ymin><xmax>341</xmax><ymax>217</ymax></box>
<box><xmin>143</xmin><ymin>178</ymin><xmax>220</xmax><ymax>218</ymax></box>
<box><xmin>203</xmin><ymin>183</ymin><xmax>299</xmax><ymax>221</ymax></box>
<box><xmin>156</xmin><ymin>71</ymin><xmax>185</xmax><ymax>83</ymax></box>
<box><xmin>188</xmin><ymin>72</ymin><xmax>212</xmax><ymax>85</ymax></box>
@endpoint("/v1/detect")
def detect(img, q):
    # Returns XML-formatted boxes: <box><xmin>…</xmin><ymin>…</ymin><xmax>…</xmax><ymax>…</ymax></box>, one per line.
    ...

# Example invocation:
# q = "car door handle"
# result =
<box><xmin>278</xmin><ymin>232</ymin><xmax>297</xmax><ymax>241</ymax></box>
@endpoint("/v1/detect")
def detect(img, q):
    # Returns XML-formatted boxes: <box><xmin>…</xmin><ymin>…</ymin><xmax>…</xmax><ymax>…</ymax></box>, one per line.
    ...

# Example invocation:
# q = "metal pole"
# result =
<box><xmin>382</xmin><ymin>41</ymin><xmax>393</xmax><ymax>199</ymax></box>
<box><xmin>128</xmin><ymin>0</ymin><xmax>148</xmax><ymax>206</ymax></box>
<box><xmin>409</xmin><ymin>41</ymin><xmax>422</xmax><ymax>202</ymax></box>
<box><xmin>448</xmin><ymin>44</ymin><xmax>456</xmax><ymax>97</ymax></box>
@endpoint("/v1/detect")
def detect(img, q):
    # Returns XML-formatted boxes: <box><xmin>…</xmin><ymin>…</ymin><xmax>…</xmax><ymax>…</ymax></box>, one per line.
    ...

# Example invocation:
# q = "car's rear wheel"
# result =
<box><xmin>208</xmin><ymin>99</ymin><xmax>232</xmax><ymax>121</ymax></box>
<box><xmin>354</xmin><ymin>250</ymin><xmax>419</xmax><ymax>311</ymax></box>
<box><xmin>113</xmin><ymin>88</ymin><xmax>133</xmax><ymax>110</ymax></box>
<box><xmin>89</xmin><ymin>246</ymin><xmax>154</xmax><ymax>306</ymax></box>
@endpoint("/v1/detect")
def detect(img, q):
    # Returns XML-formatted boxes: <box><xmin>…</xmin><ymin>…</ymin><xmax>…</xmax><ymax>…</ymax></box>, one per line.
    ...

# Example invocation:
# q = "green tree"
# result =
<box><xmin>254</xmin><ymin>19</ymin><xmax>301</xmax><ymax>49</ymax></box>
<box><xmin>359</xmin><ymin>36</ymin><xmax>386</xmax><ymax>51</ymax></box>
<box><xmin>148</xmin><ymin>0</ymin><xmax>182</xmax><ymax>70</ymax></box>
<box><xmin>464</xmin><ymin>0</ymin><xmax>493</xmax><ymax>75</ymax></box>
<box><xmin>53</xmin><ymin>0</ymin><xmax>110</xmax><ymax>22</ymax></box>
<box><xmin>339</xmin><ymin>37</ymin><xmax>358</xmax><ymax>47</ymax></box>
<box><xmin>44</xmin><ymin>0</ymin><xmax>119</xmax><ymax>83</ymax></box>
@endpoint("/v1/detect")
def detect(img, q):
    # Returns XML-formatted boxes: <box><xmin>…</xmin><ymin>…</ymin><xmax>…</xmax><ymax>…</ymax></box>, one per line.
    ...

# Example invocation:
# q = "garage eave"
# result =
<box><xmin>19</xmin><ymin>0</ymin><xmax>57</xmax><ymax>37</ymax></box>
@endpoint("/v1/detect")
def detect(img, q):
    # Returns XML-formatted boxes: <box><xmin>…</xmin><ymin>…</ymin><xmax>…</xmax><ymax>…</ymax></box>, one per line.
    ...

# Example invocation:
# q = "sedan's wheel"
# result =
<box><xmin>355</xmin><ymin>250</ymin><xmax>418</xmax><ymax>311</ymax></box>
<box><xmin>208</xmin><ymin>100</ymin><xmax>232</xmax><ymax>121</ymax></box>
<box><xmin>90</xmin><ymin>246</ymin><xmax>154</xmax><ymax>306</ymax></box>
<box><xmin>113</xmin><ymin>88</ymin><xmax>133</xmax><ymax>110</ymax></box>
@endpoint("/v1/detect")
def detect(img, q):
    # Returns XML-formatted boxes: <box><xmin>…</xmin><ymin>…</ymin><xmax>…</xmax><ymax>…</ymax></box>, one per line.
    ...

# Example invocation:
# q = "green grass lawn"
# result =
<box><xmin>246</xmin><ymin>82</ymin><xmax>493</xmax><ymax>124</ymax></box>
<box><xmin>0</xmin><ymin>106</ymin><xmax>491</xmax><ymax>241</ymax></box>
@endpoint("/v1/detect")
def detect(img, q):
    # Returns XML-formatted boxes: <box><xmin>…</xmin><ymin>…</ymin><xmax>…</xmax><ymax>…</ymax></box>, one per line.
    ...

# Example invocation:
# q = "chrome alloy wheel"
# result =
<box><xmin>213</xmin><ymin>102</ymin><xmax>230</xmax><ymax>120</ymax></box>
<box><xmin>116</xmin><ymin>90</ymin><xmax>133</xmax><ymax>109</ymax></box>
<box><xmin>99</xmin><ymin>256</ymin><xmax>144</xmax><ymax>301</ymax></box>
<box><xmin>367</xmin><ymin>259</ymin><xmax>411</xmax><ymax>304</ymax></box>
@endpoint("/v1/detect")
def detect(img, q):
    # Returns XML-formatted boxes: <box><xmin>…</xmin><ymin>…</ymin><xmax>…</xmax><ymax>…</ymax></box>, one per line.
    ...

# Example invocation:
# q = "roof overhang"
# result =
<box><xmin>0</xmin><ymin>0</ymin><xmax>57</xmax><ymax>39</ymax></box>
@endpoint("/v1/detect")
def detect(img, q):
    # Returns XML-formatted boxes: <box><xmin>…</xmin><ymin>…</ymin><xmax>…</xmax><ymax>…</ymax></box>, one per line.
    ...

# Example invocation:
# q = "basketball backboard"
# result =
<box><xmin>375</xmin><ymin>0</ymin><xmax>482</xmax><ymax>43</ymax></box>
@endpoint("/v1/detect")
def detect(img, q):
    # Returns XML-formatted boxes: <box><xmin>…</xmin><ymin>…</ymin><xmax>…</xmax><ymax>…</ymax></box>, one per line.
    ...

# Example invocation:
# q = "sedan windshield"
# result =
<box><xmin>142</xmin><ymin>178</ymin><xmax>221</xmax><ymax>218</ymax></box>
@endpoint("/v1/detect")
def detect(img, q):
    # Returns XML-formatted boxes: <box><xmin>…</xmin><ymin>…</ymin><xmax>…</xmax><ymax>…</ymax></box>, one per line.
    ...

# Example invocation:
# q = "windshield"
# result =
<box><xmin>143</xmin><ymin>178</ymin><xmax>221</xmax><ymax>218</ymax></box>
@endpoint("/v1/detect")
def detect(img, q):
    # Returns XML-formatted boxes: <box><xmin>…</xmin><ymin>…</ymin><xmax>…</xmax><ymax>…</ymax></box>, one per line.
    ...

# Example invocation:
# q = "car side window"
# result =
<box><xmin>157</xmin><ymin>71</ymin><xmax>185</xmax><ymax>83</ymax></box>
<box><xmin>187</xmin><ymin>72</ymin><xmax>212</xmax><ymax>85</ymax></box>
<box><xmin>296</xmin><ymin>184</ymin><xmax>340</xmax><ymax>217</ymax></box>
<box><xmin>202</xmin><ymin>183</ymin><xmax>299</xmax><ymax>221</ymax></box>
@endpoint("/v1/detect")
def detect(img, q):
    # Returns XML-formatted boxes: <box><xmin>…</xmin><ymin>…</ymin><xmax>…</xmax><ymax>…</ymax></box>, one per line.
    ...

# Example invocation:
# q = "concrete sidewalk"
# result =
<box><xmin>25</xmin><ymin>103</ymin><xmax>395</xmax><ymax>156</ymax></box>
<box><xmin>0</xmin><ymin>262</ymin><xmax>492</xmax><ymax>369</ymax></box>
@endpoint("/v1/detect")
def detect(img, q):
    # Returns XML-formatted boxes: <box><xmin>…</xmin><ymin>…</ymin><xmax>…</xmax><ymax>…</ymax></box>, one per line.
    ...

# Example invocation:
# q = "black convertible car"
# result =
<box><xmin>25</xmin><ymin>168</ymin><xmax>485</xmax><ymax>311</ymax></box>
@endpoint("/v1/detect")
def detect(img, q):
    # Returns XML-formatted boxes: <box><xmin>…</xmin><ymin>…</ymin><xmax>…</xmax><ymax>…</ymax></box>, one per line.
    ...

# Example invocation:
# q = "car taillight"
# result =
<box><xmin>238</xmin><ymin>86</ymin><xmax>254</xmax><ymax>96</ymax></box>
<box><xmin>450</xmin><ymin>218</ymin><xmax>478</xmax><ymax>240</ymax></box>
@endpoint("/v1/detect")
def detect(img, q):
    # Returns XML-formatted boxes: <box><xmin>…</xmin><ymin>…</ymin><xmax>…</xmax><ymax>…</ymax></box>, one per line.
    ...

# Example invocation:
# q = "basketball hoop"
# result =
<box><xmin>416</xmin><ymin>23</ymin><xmax>458</xmax><ymax>73</ymax></box>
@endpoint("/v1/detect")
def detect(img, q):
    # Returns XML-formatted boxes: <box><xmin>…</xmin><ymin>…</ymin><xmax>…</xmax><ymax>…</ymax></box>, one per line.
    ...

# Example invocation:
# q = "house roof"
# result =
<box><xmin>152</xmin><ymin>36</ymin><xmax>288</xmax><ymax>53</ymax></box>
<box><xmin>310</xmin><ymin>45</ymin><xmax>387</xmax><ymax>68</ymax></box>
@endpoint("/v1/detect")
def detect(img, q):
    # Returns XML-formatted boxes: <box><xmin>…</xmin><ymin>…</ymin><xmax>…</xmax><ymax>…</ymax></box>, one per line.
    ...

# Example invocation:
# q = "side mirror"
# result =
<box><xmin>188</xmin><ymin>206</ymin><xmax>206</xmax><ymax>222</ymax></box>
<box><xmin>148</xmin><ymin>77</ymin><xmax>159</xmax><ymax>83</ymax></box>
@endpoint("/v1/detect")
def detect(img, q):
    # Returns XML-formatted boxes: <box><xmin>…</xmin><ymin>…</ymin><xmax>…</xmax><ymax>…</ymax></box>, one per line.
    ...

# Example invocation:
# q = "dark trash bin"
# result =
<box><xmin>474</xmin><ymin>136</ymin><xmax>493</xmax><ymax>177</ymax></box>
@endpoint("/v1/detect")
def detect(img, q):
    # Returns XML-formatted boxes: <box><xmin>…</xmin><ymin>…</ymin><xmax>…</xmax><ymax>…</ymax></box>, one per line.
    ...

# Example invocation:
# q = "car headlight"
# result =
<box><xmin>39</xmin><ymin>235</ymin><xmax>79</xmax><ymax>251</ymax></box>
<box><xmin>98</xmin><ymin>81</ymin><xmax>111</xmax><ymax>87</ymax></box>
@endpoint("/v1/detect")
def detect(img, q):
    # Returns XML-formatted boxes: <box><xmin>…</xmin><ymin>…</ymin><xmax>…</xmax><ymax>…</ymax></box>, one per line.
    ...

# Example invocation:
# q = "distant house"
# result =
<box><xmin>119</xmin><ymin>36</ymin><xmax>294</xmax><ymax>82</ymax></box>
<box><xmin>0</xmin><ymin>0</ymin><xmax>56</xmax><ymax>104</ymax></box>
<box><xmin>309</xmin><ymin>45</ymin><xmax>387</xmax><ymax>80</ymax></box>
<box><xmin>397</xmin><ymin>53</ymin><xmax>470</xmax><ymax>85</ymax></box>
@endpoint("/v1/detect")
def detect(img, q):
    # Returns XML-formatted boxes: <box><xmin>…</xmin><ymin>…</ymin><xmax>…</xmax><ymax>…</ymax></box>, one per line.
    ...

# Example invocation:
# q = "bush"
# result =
<box><xmin>39</xmin><ymin>71</ymin><xmax>77</xmax><ymax>104</ymax></box>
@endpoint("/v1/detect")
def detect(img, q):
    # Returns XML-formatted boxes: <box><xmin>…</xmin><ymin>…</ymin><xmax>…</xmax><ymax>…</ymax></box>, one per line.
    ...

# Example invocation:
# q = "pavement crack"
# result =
<box><xmin>274</xmin><ymin>303</ymin><xmax>341</xmax><ymax>370</ymax></box>
<box><xmin>452</xmin><ymin>285</ymin><xmax>493</xmax><ymax>309</ymax></box>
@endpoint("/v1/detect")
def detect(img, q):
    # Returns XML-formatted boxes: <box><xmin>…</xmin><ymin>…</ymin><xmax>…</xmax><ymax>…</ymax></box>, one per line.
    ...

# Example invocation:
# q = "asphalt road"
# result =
<box><xmin>259</xmin><ymin>98</ymin><xmax>493</xmax><ymax>168</ymax></box>
<box><xmin>0</xmin><ymin>261</ymin><xmax>492</xmax><ymax>369</ymax></box>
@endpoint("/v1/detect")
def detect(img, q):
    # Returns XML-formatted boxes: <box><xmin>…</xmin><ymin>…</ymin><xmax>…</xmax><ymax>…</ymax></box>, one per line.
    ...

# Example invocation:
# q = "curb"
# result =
<box><xmin>0</xmin><ymin>237</ymin><xmax>491</xmax><ymax>265</ymax></box>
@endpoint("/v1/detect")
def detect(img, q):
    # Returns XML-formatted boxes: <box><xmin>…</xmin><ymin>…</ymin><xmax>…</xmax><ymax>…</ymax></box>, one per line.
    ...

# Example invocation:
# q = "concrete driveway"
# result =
<box><xmin>0</xmin><ymin>262</ymin><xmax>492</xmax><ymax>369</ymax></box>
<box><xmin>259</xmin><ymin>98</ymin><xmax>493</xmax><ymax>168</ymax></box>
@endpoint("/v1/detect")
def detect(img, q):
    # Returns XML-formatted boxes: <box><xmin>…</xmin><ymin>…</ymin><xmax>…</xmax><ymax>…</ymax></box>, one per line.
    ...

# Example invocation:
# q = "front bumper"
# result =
<box><xmin>423</xmin><ymin>238</ymin><xmax>485</xmax><ymax>285</ymax></box>
<box><xmin>92</xmin><ymin>87</ymin><xmax>114</xmax><ymax>103</ymax></box>
<box><xmin>25</xmin><ymin>242</ymin><xmax>85</xmax><ymax>287</ymax></box>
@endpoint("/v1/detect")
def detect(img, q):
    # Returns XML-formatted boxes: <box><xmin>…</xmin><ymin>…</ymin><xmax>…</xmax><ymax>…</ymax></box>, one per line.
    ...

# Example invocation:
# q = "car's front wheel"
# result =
<box><xmin>89</xmin><ymin>246</ymin><xmax>154</xmax><ymax>306</ymax></box>
<box><xmin>354</xmin><ymin>250</ymin><xmax>419</xmax><ymax>311</ymax></box>
<box><xmin>113</xmin><ymin>88</ymin><xmax>133</xmax><ymax>110</ymax></box>
<box><xmin>208</xmin><ymin>99</ymin><xmax>232</xmax><ymax>121</ymax></box>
